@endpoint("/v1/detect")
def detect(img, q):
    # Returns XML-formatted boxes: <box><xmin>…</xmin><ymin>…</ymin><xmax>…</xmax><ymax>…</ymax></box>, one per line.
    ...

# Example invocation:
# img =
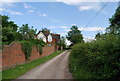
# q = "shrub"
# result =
<box><xmin>69</xmin><ymin>34</ymin><xmax>120</xmax><ymax>80</ymax></box>
<box><xmin>31</xmin><ymin>39</ymin><xmax>44</xmax><ymax>55</ymax></box>
<box><xmin>36</xmin><ymin>45</ymin><xmax>43</xmax><ymax>55</ymax></box>
<box><xmin>19</xmin><ymin>39</ymin><xmax>45</xmax><ymax>56</ymax></box>
<box><xmin>31</xmin><ymin>39</ymin><xmax>45</xmax><ymax>47</ymax></box>
<box><xmin>39</xmin><ymin>45</ymin><xmax>42</xmax><ymax>55</ymax></box>
<box><xmin>21</xmin><ymin>41</ymin><xmax>33</xmax><ymax>60</ymax></box>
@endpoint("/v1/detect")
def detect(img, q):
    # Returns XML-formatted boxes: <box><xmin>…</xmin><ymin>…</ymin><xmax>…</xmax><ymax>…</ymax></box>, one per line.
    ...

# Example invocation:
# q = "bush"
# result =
<box><xmin>38</xmin><ymin>45</ymin><xmax>42</xmax><ymax>55</ymax></box>
<box><xmin>21</xmin><ymin>41</ymin><xmax>33</xmax><ymax>60</ymax></box>
<box><xmin>31</xmin><ymin>39</ymin><xmax>44</xmax><ymax>55</ymax></box>
<box><xmin>31</xmin><ymin>39</ymin><xmax>45</xmax><ymax>47</ymax></box>
<box><xmin>69</xmin><ymin>34</ymin><xmax>120</xmax><ymax>80</ymax></box>
<box><xmin>36</xmin><ymin>45</ymin><xmax>42</xmax><ymax>55</ymax></box>
<box><xmin>18</xmin><ymin>39</ymin><xmax>45</xmax><ymax>56</ymax></box>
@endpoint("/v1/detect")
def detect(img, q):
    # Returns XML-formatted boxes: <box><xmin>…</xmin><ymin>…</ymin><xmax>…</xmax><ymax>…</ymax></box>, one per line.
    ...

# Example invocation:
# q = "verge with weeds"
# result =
<box><xmin>2</xmin><ymin>51</ymin><xmax>64</xmax><ymax>79</ymax></box>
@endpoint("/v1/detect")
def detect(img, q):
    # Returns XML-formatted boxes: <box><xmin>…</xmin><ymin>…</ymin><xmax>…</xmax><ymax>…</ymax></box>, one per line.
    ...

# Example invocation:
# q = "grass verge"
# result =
<box><xmin>2</xmin><ymin>51</ymin><xmax>64</xmax><ymax>80</ymax></box>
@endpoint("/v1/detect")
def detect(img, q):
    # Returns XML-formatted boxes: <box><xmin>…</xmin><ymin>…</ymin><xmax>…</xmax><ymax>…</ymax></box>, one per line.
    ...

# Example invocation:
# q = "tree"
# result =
<box><xmin>41</xmin><ymin>28</ymin><xmax>50</xmax><ymax>33</ymax></box>
<box><xmin>59</xmin><ymin>36</ymin><xmax>66</xmax><ymax>49</ymax></box>
<box><xmin>106</xmin><ymin>6</ymin><xmax>120</xmax><ymax>35</ymax></box>
<box><xmin>1</xmin><ymin>15</ymin><xmax>18</xmax><ymax>44</ymax></box>
<box><xmin>66</xmin><ymin>26</ymin><xmax>83</xmax><ymax>45</ymax></box>
<box><xmin>19</xmin><ymin>24</ymin><xmax>37</xmax><ymax>41</ymax></box>
<box><xmin>95</xmin><ymin>32</ymin><xmax>103</xmax><ymax>40</ymax></box>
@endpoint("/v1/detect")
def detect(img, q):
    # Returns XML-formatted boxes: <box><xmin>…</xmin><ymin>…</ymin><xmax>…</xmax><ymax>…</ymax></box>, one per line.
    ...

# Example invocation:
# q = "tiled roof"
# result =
<box><xmin>52</xmin><ymin>34</ymin><xmax>60</xmax><ymax>40</ymax></box>
<box><xmin>37</xmin><ymin>31</ymin><xmax>60</xmax><ymax>40</ymax></box>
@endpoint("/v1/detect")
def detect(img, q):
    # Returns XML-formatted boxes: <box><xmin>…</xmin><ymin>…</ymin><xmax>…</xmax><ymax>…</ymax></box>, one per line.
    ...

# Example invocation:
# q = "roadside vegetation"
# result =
<box><xmin>1</xmin><ymin>14</ymin><xmax>67</xmax><ymax>80</ymax></box>
<box><xmin>1</xmin><ymin>15</ymin><xmax>46</xmax><ymax>59</ymax></box>
<box><xmin>1</xmin><ymin>14</ymin><xmax>66</xmax><ymax>48</ymax></box>
<box><xmin>68</xmin><ymin>6</ymin><xmax>120</xmax><ymax>80</ymax></box>
<box><xmin>2</xmin><ymin>51</ymin><xmax>64</xmax><ymax>79</ymax></box>
<box><xmin>1</xmin><ymin>14</ymin><xmax>66</xmax><ymax>60</ymax></box>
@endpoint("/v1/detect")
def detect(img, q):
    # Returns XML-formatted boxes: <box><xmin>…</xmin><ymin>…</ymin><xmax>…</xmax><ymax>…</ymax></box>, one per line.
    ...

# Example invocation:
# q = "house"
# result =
<box><xmin>36</xmin><ymin>31</ymin><xmax>60</xmax><ymax>45</ymax></box>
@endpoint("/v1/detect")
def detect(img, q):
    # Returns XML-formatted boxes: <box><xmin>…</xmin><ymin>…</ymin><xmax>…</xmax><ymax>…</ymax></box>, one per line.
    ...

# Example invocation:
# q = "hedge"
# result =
<box><xmin>69</xmin><ymin>34</ymin><xmax>120</xmax><ymax>80</ymax></box>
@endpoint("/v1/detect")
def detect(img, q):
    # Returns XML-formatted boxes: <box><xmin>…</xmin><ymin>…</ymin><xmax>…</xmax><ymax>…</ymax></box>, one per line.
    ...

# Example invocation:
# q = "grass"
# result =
<box><xmin>2</xmin><ymin>51</ymin><xmax>64</xmax><ymax>80</ymax></box>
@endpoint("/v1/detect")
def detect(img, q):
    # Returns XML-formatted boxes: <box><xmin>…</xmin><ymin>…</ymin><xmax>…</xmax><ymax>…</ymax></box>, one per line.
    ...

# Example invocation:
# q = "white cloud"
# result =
<box><xmin>56</xmin><ymin>0</ymin><xmax>102</xmax><ymax>11</ymax></box>
<box><xmin>10</xmin><ymin>11</ymin><xmax>23</xmax><ymax>15</ymax></box>
<box><xmin>6</xmin><ymin>10</ymin><xmax>23</xmax><ymax>15</ymax></box>
<box><xmin>39</xmin><ymin>13</ymin><xmax>47</xmax><ymax>17</ymax></box>
<box><xmin>79</xmin><ymin>27</ymin><xmax>105</xmax><ymax>31</ymax></box>
<box><xmin>23</xmin><ymin>3</ymin><xmax>32</xmax><ymax>9</ymax></box>
<box><xmin>1</xmin><ymin>0</ymin><xmax>24</xmax><ymax>7</ymax></box>
<box><xmin>79</xmin><ymin>6</ymin><xmax>93</xmax><ymax>11</ymax></box>
<box><xmin>79</xmin><ymin>2</ymin><xmax>101</xmax><ymax>11</ymax></box>
<box><xmin>0</xmin><ymin>8</ymin><xmax>6</xmax><ymax>11</ymax></box>
<box><xmin>59</xmin><ymin>32</ymin><xmax>67</xmax><ymax>36</ymax></box>
<box><xmin>83</xmin><ymin>36</ymin><xmax>95</xmax><ymax>42</ymax></box>
<box><xmin>56</xmin><ymin>0</ymin><xmax>118</xmax><ymax>3</ymax></box>
<box><xmin>71</xmin><ymin>24</ymin><xmax>77</xmax><ymax>26</ymax></box>
<box><xmin>51</xmin><ymin>19</ymin><xmax>63</xmax><ymax>22</ymax></box>
<box><xmin>1</xmin><ymin>0</ymin><xmax>119</xmax><ymax>2</ymax></box>
<box><xmin>28</xmin><ymin>10</ymin><xmax>34</xmax><ymax>13</ymax></box>
<box><xmin>60</xmin><ymin>26</ymin><xmax>68</xmax><ymax>28</ymax></box>
<box><xmin>64</xmin><ymin>29</ymin><xmax>70</xmax><ymax>32</ymax></box>
<box><xmin>2</xmin><ymin>0</ymin><xmax>21</xmax><ymax>2</ymax></box>
<box><xmin>1</xmin><ymin>2</ymin><xmax>15</xmax><ymax>7</ymax></box>
<box><xmin>49</xmin><ymin>26</ymin><xmax>57</xmax><ymax>28</ymax></box>
<box><xmin>55</xmin><ymin>0</ymin><xmax>117</xmax><ymax>13</ymax></box>
<box><xmin>48</xmin><ymin>26</ymin><xmax>69</xmax><ymax>29</ymax></box>
<box><xmin>63</xmin><ymin>26</ymin><xmax>105</xmax><ymax>32</ymax></box>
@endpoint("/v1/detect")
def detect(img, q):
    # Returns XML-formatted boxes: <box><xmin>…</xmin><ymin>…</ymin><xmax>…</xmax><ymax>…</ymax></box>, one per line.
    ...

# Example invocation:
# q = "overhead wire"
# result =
<box><xmin>85</xmin><ymin>0</ymin><xmax>110</xmax><ymax>28</ymax></box>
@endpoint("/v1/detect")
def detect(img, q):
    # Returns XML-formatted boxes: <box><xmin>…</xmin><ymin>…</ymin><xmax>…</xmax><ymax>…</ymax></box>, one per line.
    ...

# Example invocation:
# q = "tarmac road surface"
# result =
<box><xmin>17</xmin><ymin>50</ymin><xmax>73</xmax><ymax>79</ymax></box>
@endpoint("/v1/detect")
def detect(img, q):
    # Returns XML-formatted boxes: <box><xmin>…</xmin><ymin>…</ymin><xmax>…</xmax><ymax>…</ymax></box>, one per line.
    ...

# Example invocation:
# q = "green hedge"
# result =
<box><xmin>69</xmin><ymin>34</ymin><xmax>120</xmax><ymax>80</ymax></box>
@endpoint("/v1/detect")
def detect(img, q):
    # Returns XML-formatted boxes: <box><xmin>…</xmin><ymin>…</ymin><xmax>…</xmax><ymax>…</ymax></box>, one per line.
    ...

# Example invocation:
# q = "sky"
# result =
<box><xmin>0</xmin><ymin>0</ymin><xmax>119</xmax><ymax>45</ymax></box>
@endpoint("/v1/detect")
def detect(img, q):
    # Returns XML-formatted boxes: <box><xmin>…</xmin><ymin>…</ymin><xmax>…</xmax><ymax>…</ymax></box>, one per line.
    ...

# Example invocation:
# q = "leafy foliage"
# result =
<box><xmin>21</xmin><ymin>41</ymin><xmax>33</xmax><ymax>60</ymax></box>
<box><xmin>1</xmin><ymin>15</ymin><xmax>18</xmax><ymax>44</ymax></box>
<box><xmin>18</xmin><ymin>24</ymin><xmax>37</xmax><ymax>41</ymax></box>
<box><xmin>31</xmin><ymin>39</ymin><xmax>46</xmax><ymax>55</ymax></box>
<box><xmin>57</xmin><ymin>36</ymin><xmax>66</xmax><ymax>49</ymax></box>
<box><xmin>32</xmin><ymin>39</ymin><xmax>45</xmax><ymax>55</ymax></box>
<box><xmin>70</xmin><ymin>34</ymin><xmax>120</xmax><ymax>80</ymax></box>
<box><xmin>1</xmin><ymin>15</ymin><xmax>37</xmax><ymax>44</ymax></box>
<box><xmin>38</xmin><ymin>45</ymin><xmax>42</xmax><ymax>55</ymax></box>
<box><xmin>69</xmin><ymin>6</ymin><xmax>120</xmax><ymax>80</ymax></box>
<box><xmin>66</xmin><ymin>26</ymin><xmax>83</xmax><ymax>45</ymax></box>
<box><xmin>41</xmin><ymin>28</ymin><xmax>50</xmax><ymax>33</ymax></box>
<box><xmin>31</xmin><ymin>39</ymin><xmax>45</xmax><ymax>47</ymax></box>
<box><xmin>106</xmin><ymin>6</ymin><xmax>120</xmax><ymax>35</ymax></box>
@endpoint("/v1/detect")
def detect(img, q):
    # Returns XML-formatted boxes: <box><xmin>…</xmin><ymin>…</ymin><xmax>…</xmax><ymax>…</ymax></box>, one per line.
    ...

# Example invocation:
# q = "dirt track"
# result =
<box><xmin>17</xmin><ymin>50</ymin><xmax>73</xmax><ymax>79</ymax></box>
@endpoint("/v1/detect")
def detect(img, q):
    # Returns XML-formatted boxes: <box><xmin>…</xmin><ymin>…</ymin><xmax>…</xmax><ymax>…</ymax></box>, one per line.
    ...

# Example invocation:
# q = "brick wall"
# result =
<box><xmin>1</xmin><ymin>42</ymin><xmax>55</xmax><ymax>70</ymax></box>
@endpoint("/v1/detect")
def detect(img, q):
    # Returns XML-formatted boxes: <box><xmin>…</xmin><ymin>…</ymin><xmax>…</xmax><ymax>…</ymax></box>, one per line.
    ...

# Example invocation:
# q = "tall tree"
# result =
<box><xmin>19</xmin><ymin>24</ymin><xmax>37</xmax><ymax>41</ymax></box>
<box><xmin>60</xmin><ymin>36</ymin><xmax>66</xmax><ymax>48</ymax></box>
<box><xmin>106</xmin><ymin>6</ymin><xmax>120</xmax><ymax>35</ymax></box>
<box><xmin>41</xmin><ymin>28</ymin><xmax>50</xmax><ymax>33</ymax></box>
<box><xmin>66</xmin><ymin>26</ymin><xmax>83</xmax><ymax>45</ymax></box>
<box><xmin>1</xmin><ymin>15</ymin><xmax>18</xmax><ymax>43</ymax></box>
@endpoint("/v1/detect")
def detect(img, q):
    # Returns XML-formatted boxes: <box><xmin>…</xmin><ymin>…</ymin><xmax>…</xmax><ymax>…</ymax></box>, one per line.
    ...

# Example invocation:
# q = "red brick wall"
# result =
<box><xmin>1</xmin><ymin>42</ymin><xmax>55</xmax><ymax>70</ymax></box>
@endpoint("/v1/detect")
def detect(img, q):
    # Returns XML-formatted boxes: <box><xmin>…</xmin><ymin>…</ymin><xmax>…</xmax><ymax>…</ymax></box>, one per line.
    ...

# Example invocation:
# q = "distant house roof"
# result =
<box><xmin>37</xmin><ymin>31</ymin><xmax>60</xmax><ymax>40</ymax></box>
<box><xmin>52</xmin><ymin>34</ymin><xmax>60</xmax><ymax>40</ymax></box>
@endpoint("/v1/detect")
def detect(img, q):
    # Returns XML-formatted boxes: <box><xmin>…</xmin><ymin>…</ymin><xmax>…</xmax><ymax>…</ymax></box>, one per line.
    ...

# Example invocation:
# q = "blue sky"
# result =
<box><xmin>0</xmin><ymin>1</ymin><xmax>119</xmax><ymax>44</ymax></box>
